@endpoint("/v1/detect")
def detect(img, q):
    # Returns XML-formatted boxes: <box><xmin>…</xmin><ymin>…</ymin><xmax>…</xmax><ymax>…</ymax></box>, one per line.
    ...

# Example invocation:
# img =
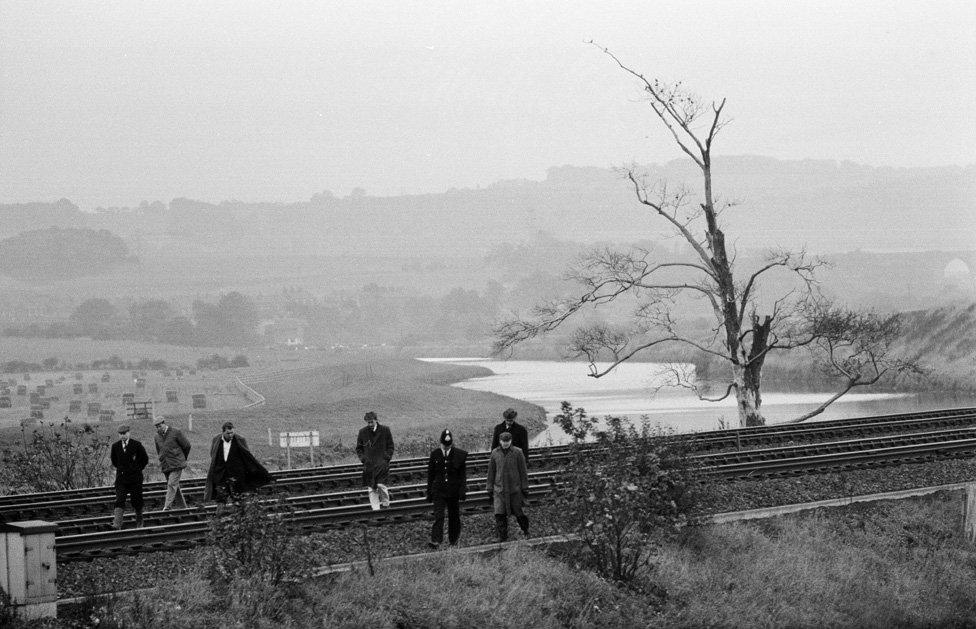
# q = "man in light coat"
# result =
<box><xmin>153</xmin><ymin>416</ymin><xmax>191</xmax><ymax>510</ymax></box>
<box><xmin>356</xmin><ymin>411</ymin><xmax>394</xmax><ymax>510</ymax></box>
<box><xmin>485</xmin><ymin>431</ymin><xmax>529</xmax><ymax>542</ymax></box>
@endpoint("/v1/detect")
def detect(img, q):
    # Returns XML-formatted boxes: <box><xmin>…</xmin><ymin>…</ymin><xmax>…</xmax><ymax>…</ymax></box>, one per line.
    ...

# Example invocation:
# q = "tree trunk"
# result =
<box><xmin>733</xmin><ymin>364</ymin><xmax>765</xmax><ymax>427</ymax></box>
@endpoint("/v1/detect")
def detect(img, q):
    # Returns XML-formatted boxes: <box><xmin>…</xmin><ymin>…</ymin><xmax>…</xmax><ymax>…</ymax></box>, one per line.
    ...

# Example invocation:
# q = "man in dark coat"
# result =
<box><xmin>491</xmin><ymin>407</ymin><xmax>530</xmax><ymax>461</ymax></box>
<box><xmin>109</xmin><ymin>424</ymin><xmax>149</xmax><ymax>529</ymax></box>
<box><xmin>486</xmin><ymin>431</ymin><xmax>530</xmax><ymax>542</ymax></box>
<box><xmin>356</xmin><ymin>411</ymin><xmax>395</xmax><ymax>510</ymax></box>
<box><xmin>204</xmin><ymin>421</ymin><xmax>273</xmax><ymax>502</ymax></box>
<box><xmin>426</xmin><ymin>429</ymin><xmax>468</xmax><ymax>549</ymax></box>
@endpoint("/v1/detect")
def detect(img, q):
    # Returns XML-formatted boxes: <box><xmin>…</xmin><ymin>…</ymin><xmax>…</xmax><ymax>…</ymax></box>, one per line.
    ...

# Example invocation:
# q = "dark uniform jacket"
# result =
<box><xmin>110</xmin><ymin>438</ymin><xmax>149</xmax><ymax>485</ymax></box>
<box><xmin>426</xmin><ymin>447</ymin><xmax>468</xmax><ymax>500</ymax></box>
<box><xmin>203</xmin><ymin>434</ymin><xmax>272</xmax><ymax>500</ymax></box>
<box><xmin>491</xmin><ymin>421</ymin><xmax>530</xmax><ymax>460</ymax></box>
<box><xmin>356</xmin><ymin>424</ymin><xmax>395</xmax><ymax>488</ymax></box>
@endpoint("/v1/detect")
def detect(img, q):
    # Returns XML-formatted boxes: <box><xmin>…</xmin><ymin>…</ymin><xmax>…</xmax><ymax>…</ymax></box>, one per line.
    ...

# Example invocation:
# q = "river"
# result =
<box><xmin>420</xmin><ymin>358</ymin><xmax>976</xmax><ymax>446</ymax></box>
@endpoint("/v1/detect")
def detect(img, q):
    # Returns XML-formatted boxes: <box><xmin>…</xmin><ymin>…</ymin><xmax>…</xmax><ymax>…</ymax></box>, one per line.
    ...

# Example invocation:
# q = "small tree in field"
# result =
<box><xmin>1</xmin><ymin>420</ymin><xmax>111</xmax><ymax>491</ymax></box>
<box><xmin>495</xmin><ymin>43</ymin><xmax>918</xmax><ymax>426</ymax></box>
<box><xmin>552</xmin><ymin>402</ymin><xmax>700</xmax><ymax>584</ymax></box>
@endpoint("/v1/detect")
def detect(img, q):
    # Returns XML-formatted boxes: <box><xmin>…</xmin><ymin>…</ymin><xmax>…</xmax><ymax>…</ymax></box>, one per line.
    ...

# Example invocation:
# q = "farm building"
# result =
<box><xmin>261</xmin><ymin>318</ymin><xmax>307</xmax><ymax>348</ymax></box>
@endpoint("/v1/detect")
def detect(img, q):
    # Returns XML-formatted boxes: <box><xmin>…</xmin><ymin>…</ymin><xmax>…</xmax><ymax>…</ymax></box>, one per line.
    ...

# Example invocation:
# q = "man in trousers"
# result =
<box><xmin>203</xmin><ymin>421</ymin><xmax>272</xmax><ymax>502</ymax></box>
<box><xmin>486</xmin><ymin>431</ymin><xmax>530</xmax><ymax>541</ymax></box>
<box><xmin>356</xmin><ymin>411</ymin><xmax>394</xmax><ymax>510</ymax></box>
<box><xmin>426</xmin><ymin>429</ymin><xmax>468</xmax><ymax>548</ymax></box>
<box><xmin>491</xmin><ymin>407</ymin><xmax>530</xmax><ymax>461</ymax></box>
<box><xmin>110</xmin><ymin>424</ymin><xmax>149</xmax><ymax>529</ymax></box>
<box><xmin>153</xmin><ymin>415</ymin><xmax>191</xmax><ymax>510</ymax></box>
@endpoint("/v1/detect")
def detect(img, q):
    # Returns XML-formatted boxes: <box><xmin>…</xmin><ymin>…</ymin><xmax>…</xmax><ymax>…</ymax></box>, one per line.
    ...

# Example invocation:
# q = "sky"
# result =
<box><xmin>1</xmin><ymin>1</ymin><xmax>974</xmax><ymax>209</ymax></box>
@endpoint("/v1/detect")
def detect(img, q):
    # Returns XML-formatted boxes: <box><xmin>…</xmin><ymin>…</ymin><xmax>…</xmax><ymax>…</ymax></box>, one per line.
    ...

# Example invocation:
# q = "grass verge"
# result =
<box><xmin>49</xmin><ymin>491</ymin><xmax>976</xmax><ymax>628</ymax></box>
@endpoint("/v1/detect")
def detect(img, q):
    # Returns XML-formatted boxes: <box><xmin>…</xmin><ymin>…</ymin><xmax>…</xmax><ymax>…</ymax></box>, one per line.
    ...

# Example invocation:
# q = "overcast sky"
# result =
<box><xmin>2</xmin><ymin>1</ymin><xmax>974</xmax><ymax>209</ymax></box>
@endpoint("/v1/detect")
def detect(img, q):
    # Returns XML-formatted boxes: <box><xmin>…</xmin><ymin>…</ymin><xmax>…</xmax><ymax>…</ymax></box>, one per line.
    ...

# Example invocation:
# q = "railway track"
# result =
<box><xmin>5</xmin><ymin>407</ymin><xmax>976</xmax><ymax>522</ymax></box>
<box><xmin>51</xmin><ymin>424</ymin><xmax>976</xmax><ymax>560</ymax></box>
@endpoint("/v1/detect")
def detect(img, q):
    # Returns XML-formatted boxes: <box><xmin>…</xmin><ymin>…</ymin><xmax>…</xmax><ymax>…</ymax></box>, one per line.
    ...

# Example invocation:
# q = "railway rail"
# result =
<box><xmin>51</xmin><ymin>424</ymin><xmax>976</xmax><ymax>561</ymax></box>
<box><xmin>5</xmin><ymin>407</ymin><xmax>976</xmax><ymax>522</ymax></box>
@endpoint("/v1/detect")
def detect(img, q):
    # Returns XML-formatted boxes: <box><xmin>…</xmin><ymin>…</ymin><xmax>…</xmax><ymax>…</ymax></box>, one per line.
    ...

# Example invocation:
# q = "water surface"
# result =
<box><xmin>421</xmin><ymin>358</ymin><xmax>976</xmax><ymax>446</ymax></box>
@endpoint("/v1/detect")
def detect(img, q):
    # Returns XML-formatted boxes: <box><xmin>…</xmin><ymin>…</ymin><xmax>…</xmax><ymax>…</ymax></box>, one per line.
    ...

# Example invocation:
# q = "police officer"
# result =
<box><xmin>426</xmin><ymin>429</ymin><xmax>468</xmax><ymax>548</ymax></box>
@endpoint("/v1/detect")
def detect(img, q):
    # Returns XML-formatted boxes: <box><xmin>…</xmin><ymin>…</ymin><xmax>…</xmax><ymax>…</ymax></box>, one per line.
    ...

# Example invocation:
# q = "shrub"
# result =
<box><xmin>0</xmin><ymin>420</ymin><xmax>111</xmax><ymax>491</ymax></box>
<box><xmin>552</xmin><ymin>401</ymin><xmax>702</xmax><ymax>585</ymax></box>
<box><xmin>202</xmin><ymin>493</ymin><xmax>316</xmax><ymax>591</ymax></box>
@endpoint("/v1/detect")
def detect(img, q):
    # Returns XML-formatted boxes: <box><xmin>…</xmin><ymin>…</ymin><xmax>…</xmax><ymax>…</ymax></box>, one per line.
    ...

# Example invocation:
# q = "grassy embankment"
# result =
<box><xmin>54</xmin><ymin>491</ymin><xmax>976</xmax><ymax>628</ymax></box>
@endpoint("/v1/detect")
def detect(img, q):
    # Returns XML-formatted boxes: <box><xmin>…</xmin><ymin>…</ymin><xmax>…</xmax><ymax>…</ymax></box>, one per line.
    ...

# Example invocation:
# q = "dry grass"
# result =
<box><xmin>66</xmin><ymin>547</ymin><xmax>656</xmax><ymax>629</ymax></box>
<box><xmin>648</xmin><ymin>491</ymin><xmax>976</xmax><ymax>627</ymax></box>
<box><xmin>51</xmin><ymin>493</ymin><xmax>976</xmax><ymax>628</ymax></box>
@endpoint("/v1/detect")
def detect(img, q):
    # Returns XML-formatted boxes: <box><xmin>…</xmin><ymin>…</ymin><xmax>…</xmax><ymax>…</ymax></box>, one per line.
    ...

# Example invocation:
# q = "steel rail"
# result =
<box><xmin>10</xmin><ymin>421</ymin><xmax>975</xmax><ymax>522</ymax></box>
<box><xmin>47</xmin><ymin>426</ymin><xmax>976</xmax><ymax>534</ymax></box>
<box><xmin>55</xmin><ymin>477</ymin><xmax>560</xmax><ymax>560</ymax></box>
<box><xmin>7</xmin><ymin>406</ymin><xmax>976</xmax><ymax>513</ymax></box>
<box><xmin>52</xmin><ymin>431</ymin><xmax>976</xmax><ymax>559</ymax></box>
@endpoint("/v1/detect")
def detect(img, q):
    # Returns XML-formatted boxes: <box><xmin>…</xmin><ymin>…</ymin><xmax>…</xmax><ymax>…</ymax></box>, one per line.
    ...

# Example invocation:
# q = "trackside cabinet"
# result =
<box><xmin>1</xmin><ymin>520</ymin><xmax>58</xmax><ymax>619</ymax></box>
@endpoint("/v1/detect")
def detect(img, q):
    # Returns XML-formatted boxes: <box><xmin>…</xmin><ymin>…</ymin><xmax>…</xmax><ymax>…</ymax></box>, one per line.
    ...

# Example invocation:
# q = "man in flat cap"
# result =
<box><xmin>356</xmin><ymin>411</ymin><xmax>395</xmax><ymax>510</ymax></box>
<box><xmin>425</xmin><ymin>428</ymin><xmax>468</xmax><ymax>549</ymax></box>
<box><xmin>491</xmin><ymin>407</ymin><xmax>530</xmax><ymax>461</ymax></box>
<box><xmin>153</xmin><ymin>415</ymin><xmax>191</xmax><ymax>510</ymax></box>
<box><xmin>486</xmin><ymin>431</ymin><xmax>530</xmax><ymax>542</ymax></box>
<box><xmin>110</xmin><ymin>424</ymin><xmax>148</xmax><ymax>529</ymax></box>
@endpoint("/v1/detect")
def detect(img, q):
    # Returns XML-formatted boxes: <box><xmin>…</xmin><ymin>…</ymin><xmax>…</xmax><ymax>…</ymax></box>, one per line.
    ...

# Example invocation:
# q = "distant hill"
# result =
<box><xmin>0</xmin><ymin>228</ymin><xmax>137</xmax><ymax>281</ymax></box>
<box><xmin>1</xmin><ymin>157</ymin><xmax>972</xmax><ymax>256</ymax></box>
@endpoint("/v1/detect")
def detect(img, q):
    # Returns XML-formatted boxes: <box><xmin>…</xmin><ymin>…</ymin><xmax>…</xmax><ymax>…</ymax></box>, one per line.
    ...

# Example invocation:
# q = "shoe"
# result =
<box><xmin>377</xmin><ymin>484</ymin><xmax>391</xmax><ymax>507</ymax></box>
<box><xmin>427</xmin><ymin>542</ymin><xmax>440</xmax><ymax>550</ymax></box>
<box><xmin>110</xmin><ymin>508</ymin><xmax>124</xmax><ymax>530</ymax></box>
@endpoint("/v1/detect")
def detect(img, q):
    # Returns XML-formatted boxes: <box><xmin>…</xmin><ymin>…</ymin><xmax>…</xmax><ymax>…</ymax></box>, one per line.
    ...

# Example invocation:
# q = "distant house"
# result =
<box><xmin>261</xmin><ymin>318</ymin><xmax>307</xmax><ymax>348</ymax></box>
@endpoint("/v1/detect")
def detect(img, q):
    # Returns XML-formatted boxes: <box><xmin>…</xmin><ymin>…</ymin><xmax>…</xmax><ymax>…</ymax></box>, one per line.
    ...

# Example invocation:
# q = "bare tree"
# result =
<box><xmin>788</xmin><ymin>305</ymin><xmax>924</xmax><ymax>423</ymax></box>
<box><xmin>494</xmin><ymin>44</ymin><xmax>915</xmax><ymax>426</ymax></box>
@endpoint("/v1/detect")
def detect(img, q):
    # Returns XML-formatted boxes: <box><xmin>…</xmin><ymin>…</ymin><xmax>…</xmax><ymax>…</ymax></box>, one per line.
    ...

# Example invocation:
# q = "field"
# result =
<box><xmin>0</xmin><ymin>335</ymin><xmax>242</xmax><ymax>367</ymax></box>
<box><xmin>0</xmin><ymin>349</ymin><xmax>545</xmax><ymax>482</ymax></box>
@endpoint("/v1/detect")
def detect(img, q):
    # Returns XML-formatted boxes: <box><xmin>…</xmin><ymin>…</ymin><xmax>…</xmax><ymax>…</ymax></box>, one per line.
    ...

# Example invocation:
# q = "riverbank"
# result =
<box><xmin>421</xmin><ymin>358</ymin><xmax>976</xmax><ymax>440</ymax></box>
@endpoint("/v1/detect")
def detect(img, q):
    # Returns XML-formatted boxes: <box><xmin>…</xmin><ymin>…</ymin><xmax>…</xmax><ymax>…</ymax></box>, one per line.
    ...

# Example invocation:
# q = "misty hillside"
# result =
<box><xmin>896</xmin><ymin>304</ymin><xmax>976</xmax><ymax>389</ymax></box>
<box><xmin>1</xmin><ymin>157</ymin><xmax>972</xmax><ymax>257</ymax></box>
<box><xmin>0</xmin><ymin>228</ymin><xmax>136</xmax><ymax>281</ymax></box>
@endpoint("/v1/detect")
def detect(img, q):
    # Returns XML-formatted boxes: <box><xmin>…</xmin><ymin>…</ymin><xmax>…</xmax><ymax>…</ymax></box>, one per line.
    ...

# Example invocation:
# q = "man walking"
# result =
<box><xmin>109</xmin><ymin>424</ymin><xmax>148</xmax><ymax>529</ymax></box>
<box><xmin>356</xmin><ymin>411</ymin><xmax>394</xmax><ymax>510</ymax></box>
<box><xmin>491</xmin><ymin>408</ymin><xmax>530</xmax><ymax>461</ymax></box>
<box><xmin>153</xmin><ymin>416</ymin><xmax>191</xmax><ymax>510</ymax></box>
<box><xmin>204</xmin><ymin>421</ymin><xmax>272</xmax><ymax>502</ymax></box>
<box><xmin>486</xmin><ymin>431</ymin><xmax>530</xmax><ymax>542</ymax></box>
<box><xmin>426</xmin><ymin>429</ymin><xmax>468</xmax><ymax>549</ymax></box>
